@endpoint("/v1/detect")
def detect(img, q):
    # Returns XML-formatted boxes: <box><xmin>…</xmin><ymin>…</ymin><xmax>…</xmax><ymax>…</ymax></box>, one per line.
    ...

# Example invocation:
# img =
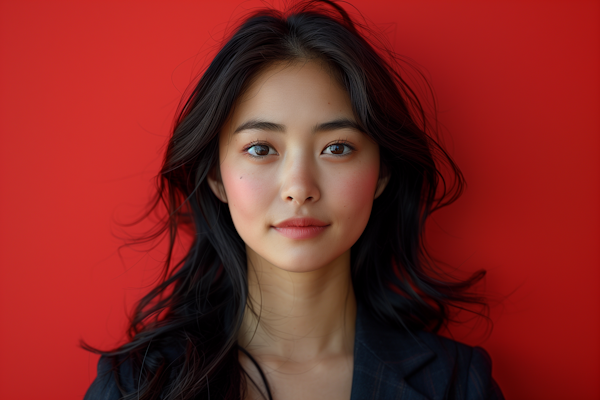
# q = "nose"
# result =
<box><xmin>280</xmin><ymin>152</ymin><xmax>321</xmax><ymax>205</ymax></box>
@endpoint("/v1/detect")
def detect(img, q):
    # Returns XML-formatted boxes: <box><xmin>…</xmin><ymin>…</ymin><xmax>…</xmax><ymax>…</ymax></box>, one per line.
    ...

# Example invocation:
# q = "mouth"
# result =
<box><xmin>272</xmin><ymin>217</ymin><xmax>330</xmax><ymax>239</ymax></box>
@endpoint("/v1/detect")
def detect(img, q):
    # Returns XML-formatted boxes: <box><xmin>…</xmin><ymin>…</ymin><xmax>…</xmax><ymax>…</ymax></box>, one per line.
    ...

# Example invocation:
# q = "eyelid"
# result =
<box><xmin>321</xmin><ymin>140</ymin><xmax>356</xmax><ymax>156</ymax></box>
<box><xmin>242</xmin><ymin>140</ymin><xmax>278</xmax><ymax>158</ymax></box>
<box><xmin>242</xmin><ymin>139</ymin><xmax>355</xmax><ymax>157</ymax></box>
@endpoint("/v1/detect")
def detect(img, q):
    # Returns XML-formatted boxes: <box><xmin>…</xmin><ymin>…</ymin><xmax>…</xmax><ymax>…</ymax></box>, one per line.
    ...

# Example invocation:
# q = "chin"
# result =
<box><xmin>244</xmin><ymin>235</ymin><xmax>356</xmax><ymax>274</ymax></box>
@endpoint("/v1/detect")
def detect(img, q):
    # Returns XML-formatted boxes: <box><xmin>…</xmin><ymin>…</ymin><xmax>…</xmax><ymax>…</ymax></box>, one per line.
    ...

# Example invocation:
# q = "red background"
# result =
<box><xmin>0</xmin><ymin>1</ymin><xmax>598</xmax><ymax>399</ymax></box>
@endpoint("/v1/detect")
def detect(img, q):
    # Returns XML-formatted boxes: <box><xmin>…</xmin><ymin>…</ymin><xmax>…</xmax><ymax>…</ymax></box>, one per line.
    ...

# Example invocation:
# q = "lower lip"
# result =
<box><xmin>273</xmin><ymin>226</ymin><xmax>328</xmax><ymax>239</ymax></box>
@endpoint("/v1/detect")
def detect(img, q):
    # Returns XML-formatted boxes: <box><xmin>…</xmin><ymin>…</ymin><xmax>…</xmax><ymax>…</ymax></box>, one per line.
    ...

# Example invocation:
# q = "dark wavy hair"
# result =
<box><xmin>84</xmin><ymin>1</ymin><xmax>486</xmax><ymax>399</ymax></box>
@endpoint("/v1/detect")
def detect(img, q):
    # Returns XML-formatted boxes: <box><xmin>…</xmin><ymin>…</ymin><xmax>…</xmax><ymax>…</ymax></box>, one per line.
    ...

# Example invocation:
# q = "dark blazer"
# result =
<box><xmin>349</xmin><ymin>304</ymin><xmax>504</xmax><ymax>399</ymax></box>
<box><xmin>84</xmin><ymin>304</ymin><xmax>504</xmax><ymax>400</ymax></box>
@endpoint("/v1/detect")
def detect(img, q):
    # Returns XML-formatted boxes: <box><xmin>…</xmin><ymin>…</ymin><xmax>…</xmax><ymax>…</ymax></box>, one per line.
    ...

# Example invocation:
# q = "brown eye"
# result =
<box><xmin>329</xmin><ymin>144</ymin><xmax>344</xmax><ymax>154</ymax></box>
<box><xmin>255</xmin><ymin>145</ymin><xmax>269</xmax><ymax>155</ymax></box>
<box><xmin>247</xmin><ymin>144</ymin><xmax>273</xmax><ymax>157</ymax></box>
<box><xmin>324</xmin><ymin>143</ymin><xmax>352</xmax><ymax>156</ymax></box>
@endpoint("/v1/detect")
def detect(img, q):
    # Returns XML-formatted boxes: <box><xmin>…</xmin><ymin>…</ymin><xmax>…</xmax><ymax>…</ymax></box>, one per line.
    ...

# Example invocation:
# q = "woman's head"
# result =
<box><xmin>162</xmin><ymin>0</ymin><xmax>470</xmax><ymax>326</ymax></box>
<box><xmin>89</xmin><ymin>2</ymin><xmax>485</xmax><ymax>399</ymax></box>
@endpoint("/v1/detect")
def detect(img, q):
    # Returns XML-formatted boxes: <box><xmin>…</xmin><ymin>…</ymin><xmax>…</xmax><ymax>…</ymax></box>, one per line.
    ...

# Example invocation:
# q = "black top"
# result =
<box><xmin>84</xmin><ymin>304</ymin><xmax>504</xmax><ymax>400</ymax></box>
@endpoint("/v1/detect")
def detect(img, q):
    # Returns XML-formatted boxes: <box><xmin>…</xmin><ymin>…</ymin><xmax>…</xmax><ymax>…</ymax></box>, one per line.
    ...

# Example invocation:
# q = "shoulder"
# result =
<box><xmin>391</xmin><ymin>330</ymin><xmax>505</xmax><ymax>400</ymax></box>
<box><xmin>412</xmin><ymin>329</ymin><xmax>490</xmax><ymax>372</ymax></box>
<box><xmin>83</xmin><ymin>355</ymin><xmax>133</xmax><ymax>400</ymax></box>
<box><xmin>354</xmin><ymin>308</ymin><xmax>504</xmax><ymax>399</ymax></box>
<box><xmin>83</xmin><ymin>344</ymin><xmax>182</xmax><ymax>400</ymax></box>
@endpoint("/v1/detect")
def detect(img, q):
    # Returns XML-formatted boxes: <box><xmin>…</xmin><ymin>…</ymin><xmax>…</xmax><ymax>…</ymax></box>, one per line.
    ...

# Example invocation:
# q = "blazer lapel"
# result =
<box><xmin>350</xmin><ymin>304</ymin><xmax>436</xmax><ymax>400</ymax></box>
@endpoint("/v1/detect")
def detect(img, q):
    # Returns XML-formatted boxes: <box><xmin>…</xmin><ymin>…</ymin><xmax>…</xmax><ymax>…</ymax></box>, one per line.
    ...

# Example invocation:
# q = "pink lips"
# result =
<box><xmin>272</xmin><ymin>217</ymin><xmax>329</xmax><ymax>240</ymax></box>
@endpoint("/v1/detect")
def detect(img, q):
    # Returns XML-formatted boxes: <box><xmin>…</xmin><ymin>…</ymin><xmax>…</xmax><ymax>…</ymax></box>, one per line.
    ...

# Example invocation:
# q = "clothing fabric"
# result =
<box><xmin>349</xmin><ymin>305</ymin><xmax>504</xmax><ymax>399</ymax></box>
<box><xmin>84</xmin><ymin>304</ymin><xmax>504</xmax><ymax>400</ymax></box>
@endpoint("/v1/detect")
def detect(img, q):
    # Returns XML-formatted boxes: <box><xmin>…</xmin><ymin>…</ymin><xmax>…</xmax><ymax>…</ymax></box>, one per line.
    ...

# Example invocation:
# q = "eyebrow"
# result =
<box><xmin>233</xmin><ymin>118</ymin><xmax>363</xmax><ymax>134</ymax></box>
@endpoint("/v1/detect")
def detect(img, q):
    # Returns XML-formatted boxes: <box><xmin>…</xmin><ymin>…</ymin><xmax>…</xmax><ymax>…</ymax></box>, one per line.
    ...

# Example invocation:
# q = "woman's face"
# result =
<box><xmin>209</xmin><ymin>60</ymin><xmax>387</xmax><ymax>273</ymax></box>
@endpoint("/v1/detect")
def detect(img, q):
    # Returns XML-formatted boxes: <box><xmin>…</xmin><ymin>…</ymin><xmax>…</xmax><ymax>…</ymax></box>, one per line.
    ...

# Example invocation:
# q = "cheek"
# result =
<box><xmin>220</xmin><ymin>163</ymin><xmax>275</xmax><ymax>229</ymax></box>
<box><xmin>330</xmin><ymin>163</ymin><xmax>380</xmax><ymax>221</ymax></box>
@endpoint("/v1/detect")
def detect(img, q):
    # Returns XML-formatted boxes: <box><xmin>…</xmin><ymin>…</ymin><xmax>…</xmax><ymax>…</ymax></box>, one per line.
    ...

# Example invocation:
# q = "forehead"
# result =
<box><xmin>225</xmin><ymin>60</ymin><xmax>354</xmax><ymax>132</ymax></box>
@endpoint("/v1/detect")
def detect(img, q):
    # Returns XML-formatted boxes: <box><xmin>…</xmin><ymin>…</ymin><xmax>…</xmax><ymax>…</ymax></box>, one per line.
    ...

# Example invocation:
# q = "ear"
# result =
<box><xmin>207</xmin><ymin>166</ymin><xmax>228</xmax><ymax>203</ymax></box>
<box><xmin>374</xmin><ymin>163</ymin><xmax>390</xmax><ymax>200</ymax></box>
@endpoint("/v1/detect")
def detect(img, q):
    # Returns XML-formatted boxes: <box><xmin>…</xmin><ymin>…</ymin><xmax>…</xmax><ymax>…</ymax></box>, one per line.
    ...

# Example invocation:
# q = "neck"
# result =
<box><xmin>239</xmin><ymin>247</ymin><xmax>357</xmax><ymax>362</ymax></box>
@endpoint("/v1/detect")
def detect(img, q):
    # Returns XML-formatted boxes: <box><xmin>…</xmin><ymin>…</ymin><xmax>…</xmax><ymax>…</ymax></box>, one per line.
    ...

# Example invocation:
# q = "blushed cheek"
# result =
<box><xmin>221</xmin><ymin>165</ymin><xmax>275</xmax><ymax>232</ymax></box>
<box><xmin>334</xmin><ymin>164</ymin><xmax>380</xmax><ymax>223</ymax></box>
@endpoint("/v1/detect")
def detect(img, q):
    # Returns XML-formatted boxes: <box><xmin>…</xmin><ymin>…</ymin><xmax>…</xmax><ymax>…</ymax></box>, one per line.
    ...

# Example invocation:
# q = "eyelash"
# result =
<box><xmin>323</xmin><ymin>139</ymin><xmax>355</xmax><ymax>156</ymax></box>
<box><xmin>242</xmin><ymin>140</ymin><xmax>356</xmax><ymax>158</ymax></box>
<box><xmin>242</xmin><ymin>140</ymin><xmax>276</xmax><ymax>158</ymax></box>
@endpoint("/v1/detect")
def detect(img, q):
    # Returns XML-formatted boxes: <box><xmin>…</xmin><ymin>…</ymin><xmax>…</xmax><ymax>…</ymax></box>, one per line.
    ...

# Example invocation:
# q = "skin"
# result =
<box><xmin>208</xmin><ymin>60</ymin><xmax>388</xmax><ymax>400</ymax></box>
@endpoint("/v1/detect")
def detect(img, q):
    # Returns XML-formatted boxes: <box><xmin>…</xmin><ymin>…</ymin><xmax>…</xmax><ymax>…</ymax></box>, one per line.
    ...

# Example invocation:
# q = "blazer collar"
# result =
<box><xmin>350</xmin><ymin>303</ymin><xmax>436</xmax><ymax>400</ymax></box>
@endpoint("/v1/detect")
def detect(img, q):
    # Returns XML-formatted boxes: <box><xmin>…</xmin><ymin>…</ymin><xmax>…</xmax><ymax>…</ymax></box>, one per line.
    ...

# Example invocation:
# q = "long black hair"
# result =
<box><xmin>84</xmin><ymin>1</ymin><xmax>486</xmax><ymax>399</ymax></box>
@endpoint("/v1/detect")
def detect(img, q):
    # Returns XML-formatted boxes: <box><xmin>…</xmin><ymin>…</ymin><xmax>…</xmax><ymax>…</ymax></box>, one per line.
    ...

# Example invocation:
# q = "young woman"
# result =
<box><xmin>84</xmin><ymin>1</ymin><xmax>504</xmax><ymax>399</ymax></box>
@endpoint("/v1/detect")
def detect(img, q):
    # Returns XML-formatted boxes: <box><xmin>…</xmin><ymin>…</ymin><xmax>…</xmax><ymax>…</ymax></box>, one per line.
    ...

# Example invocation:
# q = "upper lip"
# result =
<box><xmin>273</xmin><ymin>217</ymin><xmax>329</xmax><ymax>228</ymax></box>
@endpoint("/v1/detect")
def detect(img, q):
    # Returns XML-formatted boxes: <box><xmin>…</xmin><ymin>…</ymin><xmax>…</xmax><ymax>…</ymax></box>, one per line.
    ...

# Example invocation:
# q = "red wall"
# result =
<box><xmin>0</xmin><ymin>1</ymin><xmax>598</xmax><ymax>399</ymax></box>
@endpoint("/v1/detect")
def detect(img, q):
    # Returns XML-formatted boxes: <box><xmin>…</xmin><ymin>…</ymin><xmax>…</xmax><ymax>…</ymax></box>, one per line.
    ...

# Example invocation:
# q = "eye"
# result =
<box><xmin>322</xmin><ymin>142</ymin><xmax>354</xmax><ymax>156</ymax></box>
<box><xmin>246</xmin><ymin>143</ymin><xmax>277</xmax><ymax>157</ymax></box>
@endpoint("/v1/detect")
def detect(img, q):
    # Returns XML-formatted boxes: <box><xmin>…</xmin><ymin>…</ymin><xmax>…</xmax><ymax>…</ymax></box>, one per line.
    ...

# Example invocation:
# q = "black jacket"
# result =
<box><xmin>84</xmin><ymin>304</ymin><xmax>504</xmax><ymax>399</ymax></box>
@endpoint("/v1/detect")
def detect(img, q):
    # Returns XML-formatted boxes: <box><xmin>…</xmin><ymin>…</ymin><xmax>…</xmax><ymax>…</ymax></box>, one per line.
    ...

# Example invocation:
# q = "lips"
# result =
<box><xmin>272</xmin><ymin>217</ymin><xmax>329</xmax><ymax>239</ymax></box>
<box><xmin>274</xmin><ymin>217</ymin><xmax>328</xmax><ymax>228</ymax></box>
